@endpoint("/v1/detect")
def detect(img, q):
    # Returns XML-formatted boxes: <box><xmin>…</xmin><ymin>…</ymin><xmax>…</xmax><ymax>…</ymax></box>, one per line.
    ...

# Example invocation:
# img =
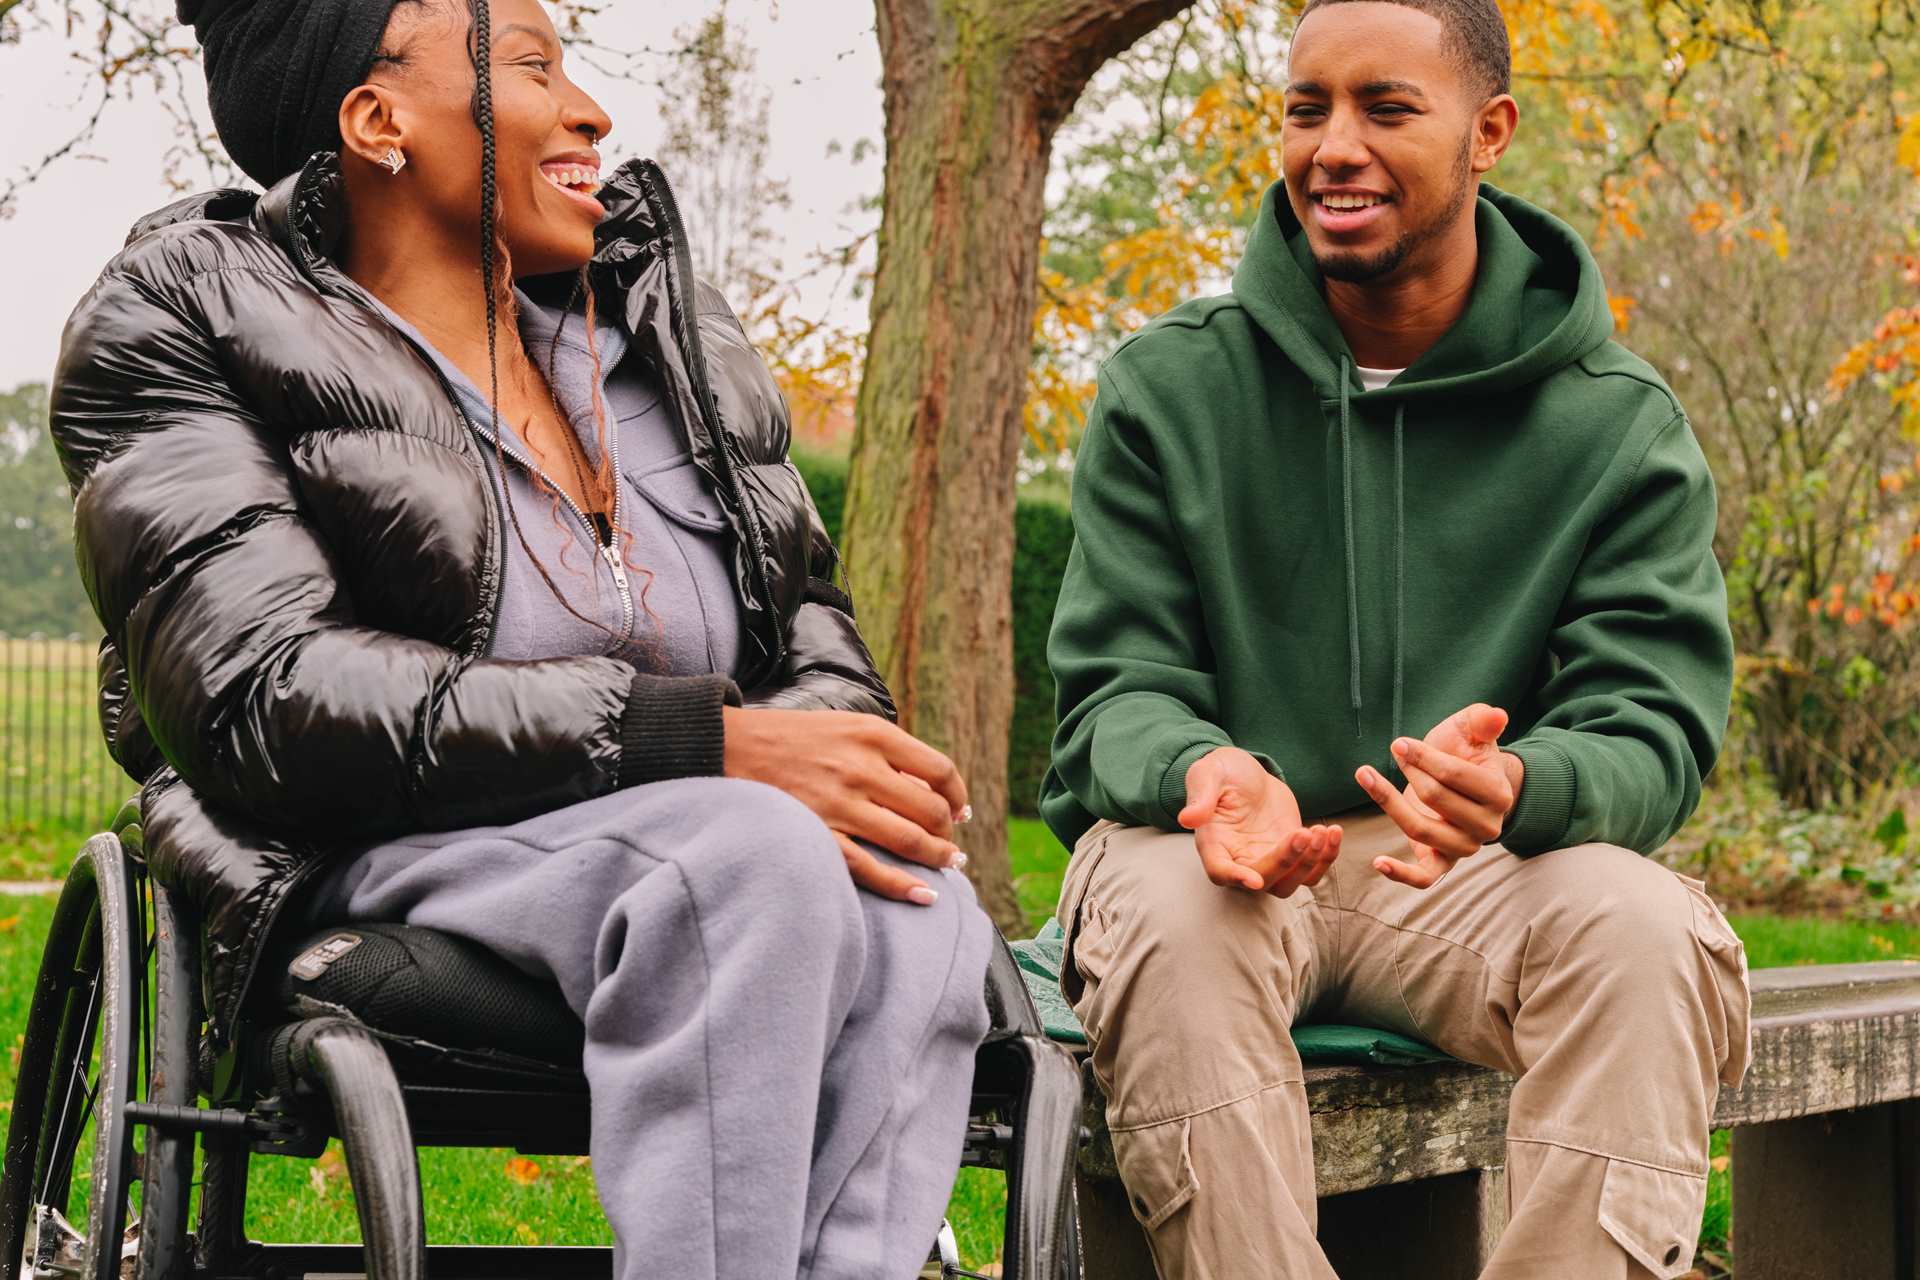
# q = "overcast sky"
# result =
<box><xmin>0</xmin><ymin>0</ymin><xmax>887</xmax><ymax>390</ymax></box>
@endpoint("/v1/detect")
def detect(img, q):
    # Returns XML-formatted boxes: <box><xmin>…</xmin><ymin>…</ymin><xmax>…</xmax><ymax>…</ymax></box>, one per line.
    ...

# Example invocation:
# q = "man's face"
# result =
<box><xmin>1282</xmin><ymin>2</ymin><xmax>1486</xmax><ymax>284</ymax></box>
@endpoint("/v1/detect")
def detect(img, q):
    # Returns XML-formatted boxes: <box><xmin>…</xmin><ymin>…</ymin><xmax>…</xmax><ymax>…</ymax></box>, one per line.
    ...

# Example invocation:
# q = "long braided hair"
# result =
<box><xmin>465</xmin><ymin>0</ymin><xmax>658</xmax><ymax>644</ymax></box>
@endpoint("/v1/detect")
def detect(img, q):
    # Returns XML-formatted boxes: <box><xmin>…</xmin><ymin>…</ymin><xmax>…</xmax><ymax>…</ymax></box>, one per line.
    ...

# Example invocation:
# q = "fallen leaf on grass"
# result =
<box><xmin>0</xmin><ymin>916</ymin><xmax>19</xmax><ymax>932</ymax></box>
<box><xmin>1710</xmin><ymin>1155</ymin><xmax>1730</xmax><ymax>1172</ymax></box>
<box><xmin>504</xmin><ymin>1157</ymin><xmax>542</xmax><ymax>1185</ymax></box>
<box><xmin>308</xmin><ymin>1146</ymin><xmax>347</xmax><ymax>1197</ymax></box>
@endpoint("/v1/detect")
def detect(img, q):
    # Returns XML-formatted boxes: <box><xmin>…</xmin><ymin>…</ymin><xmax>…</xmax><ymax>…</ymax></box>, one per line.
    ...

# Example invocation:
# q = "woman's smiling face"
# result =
<box><xmin>354</xmin><ymin>0</ymin><xmax>616</xmax><ymax>277</ymax></box>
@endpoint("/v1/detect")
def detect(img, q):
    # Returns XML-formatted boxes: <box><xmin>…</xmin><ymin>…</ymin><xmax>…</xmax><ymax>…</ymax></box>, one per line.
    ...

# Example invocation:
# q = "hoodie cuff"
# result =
<box><xmin>1157</xmin><ymin>742</ymin><xmax>1223</xmax><ymax>827</ymax></box>
<box><xmin>617</xmin><ymin>673</ymin><xmax>743</xmax><ymax>789</ymax></box>
<box><xmin>1500</xmin><ymin>739</ymin><xmax>1578</xmax><ymax>856</ymax></box>
<box><xmin>1155</xmin><ymin>741</ymin><xmax>1288</xmax><ymax>829</ymax></box>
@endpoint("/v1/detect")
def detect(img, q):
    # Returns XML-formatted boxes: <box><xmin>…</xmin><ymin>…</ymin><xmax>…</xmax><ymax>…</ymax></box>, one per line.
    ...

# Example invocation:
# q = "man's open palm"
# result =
<box><xmin>1180</xmin><ymin>748</ymin><xmax>1343</xmax><ymax>896</ymax></box>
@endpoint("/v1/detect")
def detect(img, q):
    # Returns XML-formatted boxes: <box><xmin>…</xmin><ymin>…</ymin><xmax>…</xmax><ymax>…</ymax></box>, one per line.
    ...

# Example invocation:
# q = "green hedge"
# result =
<box><xmin>793</xmin><ymin>449</ymin><xmax>1071</xmax><ymax>816</ymax></box>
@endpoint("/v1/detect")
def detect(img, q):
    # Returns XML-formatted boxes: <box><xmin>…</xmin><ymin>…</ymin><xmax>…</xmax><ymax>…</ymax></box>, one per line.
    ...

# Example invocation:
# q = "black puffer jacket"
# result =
<box><xmin>50</xmin><ymin>152</ymin><xmax>891</xmax><ymax>1043</ymax></box>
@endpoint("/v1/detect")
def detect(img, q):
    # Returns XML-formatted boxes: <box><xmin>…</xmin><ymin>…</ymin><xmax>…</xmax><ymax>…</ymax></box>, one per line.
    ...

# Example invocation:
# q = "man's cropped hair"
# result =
<box><xmin>1298</xmin><ymin>0</ymin><xmax>1512</xmax><ymax>100</ymax></box>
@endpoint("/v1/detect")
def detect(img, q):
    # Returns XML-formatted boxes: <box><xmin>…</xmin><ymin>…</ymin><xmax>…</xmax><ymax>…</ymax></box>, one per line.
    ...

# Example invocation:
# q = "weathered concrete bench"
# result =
<box><xmin>1069</xmin><ymin>961</ymin><xmax>1920</xmax><ymax>1278</ymax></box>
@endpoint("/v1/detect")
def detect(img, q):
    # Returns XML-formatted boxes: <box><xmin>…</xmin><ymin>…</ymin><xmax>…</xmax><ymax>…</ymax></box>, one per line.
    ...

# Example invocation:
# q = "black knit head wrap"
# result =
<box><xmin>177</xmin><ymin>0</ymin><xmax>409</xmax><ymax>188</ymax></box>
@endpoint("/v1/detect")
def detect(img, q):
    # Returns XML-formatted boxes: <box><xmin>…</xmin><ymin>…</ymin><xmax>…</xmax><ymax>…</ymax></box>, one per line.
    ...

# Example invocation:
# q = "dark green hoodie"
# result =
<box><xmin>1040</xmin><ymin>182</ymin><xmax>1733</xmax><ymax>856</ymax></box>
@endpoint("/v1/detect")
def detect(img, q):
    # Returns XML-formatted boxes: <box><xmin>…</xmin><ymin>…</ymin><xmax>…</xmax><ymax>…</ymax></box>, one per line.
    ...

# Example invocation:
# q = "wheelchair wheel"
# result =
<box><xmin>2</xmin><ymin>831</ymin><xmax>192</xmax><ymax>1280</ymax></box>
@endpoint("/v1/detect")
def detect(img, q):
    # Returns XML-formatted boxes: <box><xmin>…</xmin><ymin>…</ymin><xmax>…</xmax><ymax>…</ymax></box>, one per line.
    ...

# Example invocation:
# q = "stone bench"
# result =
<box><xmin>1067</xmin><ymin>960</ymin><xmax>1920</xmax><ymax>1278</ymax></box>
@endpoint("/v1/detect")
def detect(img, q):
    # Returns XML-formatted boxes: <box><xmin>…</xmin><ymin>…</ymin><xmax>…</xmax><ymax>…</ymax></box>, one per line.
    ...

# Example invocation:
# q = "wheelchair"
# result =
<box><xmin>3</xmin><ymin>801</ymin><xmax>1083</xmax><ymax>1279</ymax></box>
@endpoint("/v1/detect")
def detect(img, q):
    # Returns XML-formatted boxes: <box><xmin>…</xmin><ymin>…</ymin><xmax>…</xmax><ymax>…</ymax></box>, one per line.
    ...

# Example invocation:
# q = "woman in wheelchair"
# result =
<box><xmin>40</xmin><ymin>0</ymin><xmax>996</xmax><ymax>1274</ymax></box>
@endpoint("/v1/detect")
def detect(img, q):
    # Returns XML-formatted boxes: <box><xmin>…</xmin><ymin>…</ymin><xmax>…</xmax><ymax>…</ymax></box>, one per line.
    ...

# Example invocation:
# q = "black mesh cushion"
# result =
<box><xmin>272</xmin><ymin>924</ymin><xmax>585</xmax><ymax>1068</ymax></box>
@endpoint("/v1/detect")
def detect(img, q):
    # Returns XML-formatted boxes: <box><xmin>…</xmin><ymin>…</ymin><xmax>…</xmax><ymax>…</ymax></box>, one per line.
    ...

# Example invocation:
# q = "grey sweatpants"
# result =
<box><xmin>302</xmin><ymin>776</ymin><xmax>994</xmax><ymax>1280</ymax></box>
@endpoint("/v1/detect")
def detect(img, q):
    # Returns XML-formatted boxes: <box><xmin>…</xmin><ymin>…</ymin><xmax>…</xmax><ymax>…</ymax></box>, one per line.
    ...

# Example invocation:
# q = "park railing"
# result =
<box><xmin>0</xmin><ymin>634</ymin><xmax>134</xmax><ymax>839</ymax></box>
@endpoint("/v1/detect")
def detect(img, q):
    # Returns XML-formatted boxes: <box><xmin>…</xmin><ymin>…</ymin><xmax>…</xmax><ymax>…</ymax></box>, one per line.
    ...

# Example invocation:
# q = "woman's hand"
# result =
<box><xmin>722</xmin><ymin>707</ymin><xmax>970</xmax><ymax>905</ymax></box>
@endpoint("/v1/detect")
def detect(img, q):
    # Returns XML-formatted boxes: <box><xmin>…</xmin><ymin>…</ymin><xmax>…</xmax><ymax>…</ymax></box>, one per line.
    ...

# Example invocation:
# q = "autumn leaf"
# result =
<box><xmin>504</xmin><ymin>1156</ymin><xmax>543</xmax><ymax>1185</ymax></box>
<box><xmin>1608</xmin><ymin>293</ymin><xmax>1638</xmax><ymax>332</ymax></box>
<box><xmin>309</xmin><ymin>1146</ymin><xmax>347</xmax><ymax>1198</ymax></box>
<box><xmin>0</xmin><ymin>916</ymin><xmax>18</xmax><ymax>933</ymax></box>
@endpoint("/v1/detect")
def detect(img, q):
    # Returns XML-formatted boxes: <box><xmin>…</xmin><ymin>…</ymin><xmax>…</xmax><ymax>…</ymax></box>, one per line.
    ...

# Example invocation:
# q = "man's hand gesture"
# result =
<box><xmin>1354</xmin><ymin>703</ymin><xmax>1525</xmax><ymax>889</ymax></box>
<box><xmin>1180</xmin><ymin>747</ymin><xmax>1343</xmax><ymax>896</ymax></box>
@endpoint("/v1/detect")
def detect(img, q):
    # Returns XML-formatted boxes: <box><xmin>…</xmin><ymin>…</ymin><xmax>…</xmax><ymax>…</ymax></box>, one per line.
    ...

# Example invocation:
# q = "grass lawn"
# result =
<box><xmin>7</xmin><ymin>822</ymin><xmax>1920</xmax><ymax>1272</ymax></box>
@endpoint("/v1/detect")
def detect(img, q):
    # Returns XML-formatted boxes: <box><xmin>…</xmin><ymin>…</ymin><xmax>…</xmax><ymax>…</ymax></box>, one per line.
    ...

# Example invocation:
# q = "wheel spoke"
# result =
<box><xmin>35</xmin><ymin>971</ymin><xmax>102</xmax><ymax>1208</ymax></box>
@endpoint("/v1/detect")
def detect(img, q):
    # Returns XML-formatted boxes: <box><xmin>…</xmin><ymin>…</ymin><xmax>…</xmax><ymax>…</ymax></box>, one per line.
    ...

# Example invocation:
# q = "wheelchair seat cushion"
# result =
<box><xmin>272</xmin><ymin>924</ymin><xmax>585</xmax><ymax>1070</ymax></box>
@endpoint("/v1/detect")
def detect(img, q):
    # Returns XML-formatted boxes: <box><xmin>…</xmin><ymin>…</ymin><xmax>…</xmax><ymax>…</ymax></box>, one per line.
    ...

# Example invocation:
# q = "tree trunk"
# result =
<box><xmin>846</xmin><ymin>0</ymin><xmax>1196</xmax><ymax>936</ymax></box>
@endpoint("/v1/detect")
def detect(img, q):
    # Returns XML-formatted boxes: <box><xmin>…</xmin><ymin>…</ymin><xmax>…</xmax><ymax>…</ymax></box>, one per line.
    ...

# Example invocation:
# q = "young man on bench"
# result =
<box><xmin>1041</xmin><ymin>1</ymin><xmax>1752</xmax><ymax>1275</ymax></box>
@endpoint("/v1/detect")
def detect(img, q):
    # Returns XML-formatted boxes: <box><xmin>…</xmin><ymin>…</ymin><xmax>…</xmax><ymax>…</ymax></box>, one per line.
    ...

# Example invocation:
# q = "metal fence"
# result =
<box><xmin>0</xmin><ymin>634</ymin><xmax>135</xmax><ymax>834</ymax></box>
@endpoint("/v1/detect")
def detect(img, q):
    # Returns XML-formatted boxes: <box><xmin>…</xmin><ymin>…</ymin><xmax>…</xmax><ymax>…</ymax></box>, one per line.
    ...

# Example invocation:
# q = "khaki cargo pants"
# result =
<box><xmin>1057</xmin><ymin>811</ymin><xmax>1753</xmax><ymax>1280</ymax></box>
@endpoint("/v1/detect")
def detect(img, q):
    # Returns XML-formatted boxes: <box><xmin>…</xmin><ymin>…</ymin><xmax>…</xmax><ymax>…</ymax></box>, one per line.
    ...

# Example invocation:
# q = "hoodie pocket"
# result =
<box><xmin>1597</xmin><ymin>1156</ymin><xmax>1709</xmax><ymax>1279</ymax></box>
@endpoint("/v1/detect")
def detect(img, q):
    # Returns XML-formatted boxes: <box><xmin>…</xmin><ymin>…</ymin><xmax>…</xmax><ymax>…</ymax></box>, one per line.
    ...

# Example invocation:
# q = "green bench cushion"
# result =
<box><xmin>1012</xmin><ymin>920</ymin><xmax>1452</xmax><ymax>1068</ymax></box>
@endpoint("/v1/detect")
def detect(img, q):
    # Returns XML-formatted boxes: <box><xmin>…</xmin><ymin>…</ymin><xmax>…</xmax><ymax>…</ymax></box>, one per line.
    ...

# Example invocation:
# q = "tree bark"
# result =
<box><xmin>847</xmin><ymin>0</ymin><xmax>1196</xmax><ymax>935</ymax></box>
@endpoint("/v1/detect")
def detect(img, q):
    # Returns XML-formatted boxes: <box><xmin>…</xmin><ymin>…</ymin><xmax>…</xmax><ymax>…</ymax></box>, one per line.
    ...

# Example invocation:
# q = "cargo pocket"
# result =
<box><xmin>1597</xmin><ymin>1156</ymin><xmax>1708</xmax><ymax>1279</ymax></box>
<box><xmin>1056</xmin><ymin>821</ymin><xmax>1118</xmax><ymax>1007</ymax></box>
<box><xmin>1676</xmin><ymin>872</ymin><xmax>1753</xmax><ymax>1088</ymax></box>
<box><xmin>1111</xmin><ymin>1117</ymin><xmax>1200</xmax><ymax>1236</ymax></box>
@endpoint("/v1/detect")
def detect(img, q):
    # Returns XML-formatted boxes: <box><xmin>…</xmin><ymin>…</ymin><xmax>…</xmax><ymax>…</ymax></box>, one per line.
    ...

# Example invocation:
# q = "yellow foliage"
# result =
<box><xmin>1900</xmin><ymin>113</ymin><xmax>1920</xmax><ymax>177</ymax></box>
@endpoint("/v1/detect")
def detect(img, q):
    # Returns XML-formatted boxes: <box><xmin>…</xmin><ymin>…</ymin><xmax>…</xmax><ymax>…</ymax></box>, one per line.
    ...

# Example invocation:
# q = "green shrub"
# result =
<box><xmin>792</xmin><ymin>450</ymin><xmax>1073</xmax><ymax>816</ymax></box>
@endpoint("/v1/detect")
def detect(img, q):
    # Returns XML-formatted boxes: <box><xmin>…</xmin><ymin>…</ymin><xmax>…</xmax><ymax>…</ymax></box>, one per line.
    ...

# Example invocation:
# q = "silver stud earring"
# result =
<box><xmin>379</xmin><ymin>147</ymin><xmax>406</xmax><ymax>175</ymax></box>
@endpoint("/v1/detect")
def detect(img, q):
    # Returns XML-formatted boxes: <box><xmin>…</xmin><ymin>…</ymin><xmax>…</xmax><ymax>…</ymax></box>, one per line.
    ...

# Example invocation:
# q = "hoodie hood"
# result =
<box><xmin>1231</xmin><ymin>179</ymin><xmax>1616</xmax><ymax>402</ymax></box>
<box><xmin>1228</xmin><ymin>178</ymin><xmax>1618</xmax><ymax>738</ymax></box>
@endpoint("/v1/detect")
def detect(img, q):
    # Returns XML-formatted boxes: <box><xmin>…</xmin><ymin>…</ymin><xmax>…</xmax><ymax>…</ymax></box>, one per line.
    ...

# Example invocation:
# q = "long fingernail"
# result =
<box><xmin>957</xmin><ymin>804</ymin><xmax>974</xmax><ymax>824</ymax></box>
<box><xmin>948</xmin><ymin>848</ymin><xmax>969</xmax><ymax>871</ymax></box>
<box><xmin>909</xmin><ymin>885</ymin><xmax>939</xmax><ymax>906</ymax></box>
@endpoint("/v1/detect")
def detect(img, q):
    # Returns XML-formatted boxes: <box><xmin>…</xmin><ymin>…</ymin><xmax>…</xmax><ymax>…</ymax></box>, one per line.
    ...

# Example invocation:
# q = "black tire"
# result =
<box><xmin>1</xmin><ymin>830</ymin><xmax>191</xmax><ymax>1280</ymax></box>
<box><xmin>133</xmin><ymin>872</ymin><xmax>198</xmax><ymax>1280</ymax></box>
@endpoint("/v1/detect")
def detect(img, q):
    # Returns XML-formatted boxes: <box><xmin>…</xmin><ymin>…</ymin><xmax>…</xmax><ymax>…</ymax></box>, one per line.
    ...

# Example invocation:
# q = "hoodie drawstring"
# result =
<box><xmin>1392</xmin><ymin>402</ymin><xmax>1405</xmax><ymax>743</ymax></box>
<box><xmin>1338</xmin><ymin>357</ymin><xmax>1362</xmax><ymax>735</ymax></box>
<box><xmin>1336</xmin><ymin>356</ymin><xmax>1408</xmax><ymax>743</ymax></box>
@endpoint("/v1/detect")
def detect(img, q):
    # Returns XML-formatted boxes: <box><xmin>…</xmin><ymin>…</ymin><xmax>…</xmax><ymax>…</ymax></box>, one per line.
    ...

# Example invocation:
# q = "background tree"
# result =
<box><xmin>0</xmin><ymin>384</ymin><xmax>95</xmax><ymax>637</ymax></box>
<box><xmin>655</xmin><ymin>6</ymin><xmax>792</xmax><ymax>312</ymax></box>
<box><xmin>841</xmin><ymin>0</ymin><xmax>1199</xmax><ymax>932</ymax></box>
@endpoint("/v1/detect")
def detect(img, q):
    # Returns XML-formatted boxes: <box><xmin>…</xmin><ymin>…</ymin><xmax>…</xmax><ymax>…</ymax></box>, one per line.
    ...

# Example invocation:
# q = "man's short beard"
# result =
<box><xmin>1314</xmin><ymin>131</ymin><xmax>1477</xmax><ymax>285</ymax></box>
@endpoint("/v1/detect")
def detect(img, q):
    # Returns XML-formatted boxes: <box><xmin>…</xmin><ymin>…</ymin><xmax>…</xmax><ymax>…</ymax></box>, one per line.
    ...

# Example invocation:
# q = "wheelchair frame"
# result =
<box><xmin>2</xmin><ymin>803</ymin><xmax>1083</xmax><ymax>1280</ymax></box>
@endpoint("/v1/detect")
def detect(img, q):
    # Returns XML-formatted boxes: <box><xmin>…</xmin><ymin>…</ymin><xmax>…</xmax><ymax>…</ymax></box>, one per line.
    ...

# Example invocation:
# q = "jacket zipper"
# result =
<box><xmin>640</xmin><ymin>161</ymin><xmax>784</xmax><ymax>675</ymax></box>
<box><xmin>463</xmin><ymin>408</ymin><xmax>636</xmax><ymax>653</ymax></box>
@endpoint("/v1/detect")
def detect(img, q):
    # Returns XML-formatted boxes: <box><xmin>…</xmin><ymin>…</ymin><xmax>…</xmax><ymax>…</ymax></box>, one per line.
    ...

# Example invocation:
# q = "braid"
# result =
<box><xmin>471</xmin><ymin>0</ymin><xmax>498</xmax><ymax>446</ymax></box>
<box><xmin>465</xmin><ymin>0</ymin><xmax>628</xmax><ymax>643</ymax></box>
